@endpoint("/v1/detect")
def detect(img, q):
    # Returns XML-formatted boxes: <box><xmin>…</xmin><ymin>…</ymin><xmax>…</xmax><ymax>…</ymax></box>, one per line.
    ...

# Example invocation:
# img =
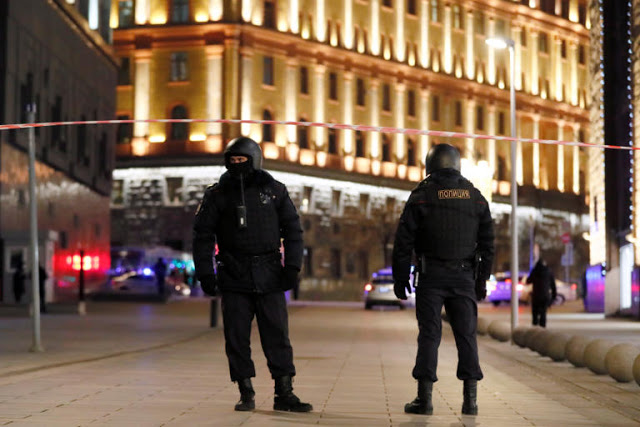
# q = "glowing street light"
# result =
<box><xmin>486</xmin><ymin>36</ymin><xmax>519</xmax><ymax>336</ymax></box>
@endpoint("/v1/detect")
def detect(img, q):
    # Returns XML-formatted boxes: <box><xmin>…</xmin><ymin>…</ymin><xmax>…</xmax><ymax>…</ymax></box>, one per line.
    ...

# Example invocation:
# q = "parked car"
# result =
<box><xmin>363</xmin><ymin>267</ymin><xmax>416</xmax><ymax>309</ymax></box>
<box><xmin>520</xmin><ymin>279</ymin><xmax>578</xmax><ymax>305</ymax></box>
<box><xmin>106</xmin><ymin>270</ymin><xmax>191</xmax><ymax>297</ymax></box>
<box><xmin>486</xmin><ymin>272</ymin><xmax>527</xmax><ymax>306</ymax></box>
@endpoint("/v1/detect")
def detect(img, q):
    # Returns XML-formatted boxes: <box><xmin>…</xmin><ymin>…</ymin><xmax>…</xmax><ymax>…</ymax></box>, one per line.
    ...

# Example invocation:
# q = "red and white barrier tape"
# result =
<box><xmin>0</xmin><ymin>118</ymin><xmax>629</xmax><ymax>151</ymax></box>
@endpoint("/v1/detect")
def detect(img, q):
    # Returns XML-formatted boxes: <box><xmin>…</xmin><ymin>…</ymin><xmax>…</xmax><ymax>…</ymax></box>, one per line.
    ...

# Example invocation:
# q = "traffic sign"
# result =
<box><xmin>561</xmin><ymin>232</ymin><xmax>571</xmax><ymax>244</ymax></box>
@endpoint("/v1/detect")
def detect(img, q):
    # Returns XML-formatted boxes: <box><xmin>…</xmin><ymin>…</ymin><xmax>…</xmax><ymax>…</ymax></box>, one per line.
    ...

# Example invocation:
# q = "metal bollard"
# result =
<box><xmin>210</xmin><ymin>297</ymin><xmax>222</xmax><ymax>327</ymax></box>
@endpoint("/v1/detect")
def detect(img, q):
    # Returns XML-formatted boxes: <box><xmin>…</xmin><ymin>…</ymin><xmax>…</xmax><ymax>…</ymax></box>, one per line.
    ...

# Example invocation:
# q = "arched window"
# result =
<box><xmin>262</xmin><ymin>109</ymin><xmax>274</xmax><ymax>142</ymax></box>
<box><xmin>355</xmin><ymin>131</ymin><xmax>366</xmax><ymax>158</ymax></box>
<box><xmin>328</xmin><ymin>127</ymin><xmax>339</xmax><ymax>154</ymax></box>
<box><xmin>382</xmin><ymin>135</ymin><xmax>391</xmax><ymax>162</ymax></box>
<box><xmin>407</xmin><ymin>138</ymin><xmax>416</xmax><ymax>166</ymax></box>
<box><xmin>298</xmin><ymin>116</ymin><xmax>309</xmax><ymax>149</ymax></box>
<box><xmin>170</xmin><ymin>105</ymin><xmax>188</xmax><ymax>140</ymax></box>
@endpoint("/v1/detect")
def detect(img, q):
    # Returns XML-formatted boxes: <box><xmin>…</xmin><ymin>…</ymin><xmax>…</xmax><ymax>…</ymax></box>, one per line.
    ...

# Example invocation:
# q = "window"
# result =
<box><xmin>356</xmin><ymin>78</ymin><xmax>366</xmax><ymax>106</ymax></box>
<box><xmin>382</xmin><ymin>84</ymin><xmax>391</xmax><ymax>112</ymax></box>
<box><xmin>118</xmin><ymin>57</ymin><xmax>131</xmax><ymax>85</ymax></box>
<box><xmin>170</xmin><ymin>105</ymin><xmax>188</xmax><ymax>140</ymax></box>
<box><xmin>407</xmin><ymin>0</ymin><xmax>417</xmax><ymax>15</ymax></box>
<box><xmin>540</xmin><ymin>0</ymin><xmax>555</xmax><ymax>13</ymax></box>
<box><xmin>454</xmin><ymin>100</ymin><xmax>462</xmax><ymax>126</ymax></box>
<box><xmin>382</xmin><ymin>135</ymin><xmax>392</xmax><ymax>162</ymax></box>
<box><xmin>329</xmin><ymin>72</ymin><xmax>338</xmax><ymax>100</ymax></box>
<box><xmin>430</xmin><ymin>0</ymin><xmax>439</xmax><ymax>22</ymax></box>
<box><xmin>166</xmin><ymin>177</ymin><xmax>183</xmax><ymax>205</ymax></box>
<box><xmin>262</xmin><ymin>110</ymin><xmax>274</xmax><ymax>142</ymax></box>
<box><xmin>330</xmin><ymin>249</ymin><xmax>341</xmax><ymax>278</ymax></box>
<box><xmin>77</xmin><ymin>115</ymin><xmax>88</xmax><ymax>165</ymax></box>
<box><xmin>303</xmin><ymin>247</ymin><xmax>313</xmax><ymax>276</ymax></box>
<box><xmin>383</xmin><ymin>0</ymin><xmax>392</xmax><ymax>6</ymax></box>
<box><xmin>170</xmin><ymin>0</ymin><xmax>189</xmax><ymax>23</ymax></box>
<box><xmin>407</xmin><ymin>138</ymin><xmax>416</xmax><ymax>166</ymax></box>
<box><xmin>300</xmin><ymin>186</ymin><xmax>312</xmax><ymax>212</ymax></box>
<box><xmin>118</xmin><ymin>0</ymin><xmax>133</xmax><ymax>27</ymax></box>
<box><xmin>264</xmin><ymin>0</ymin><xmax>276</xmax><ymax>29</ymax></box>
<box><xmin>474</xmin><ymin>11</ymin><xmax>485</xmax><ymax>35</ymax></box>
<box><xmin>521</xmin><ymin>27</ymin><xmax>527</xmax><ymax>47</ymax></box>
<box><xmin>561</xmin><ymin>39</ymin><xmax>567</xmax><ymax>59</ymax></box>
<box><xmin>578</xmin><ymin>44</ymin><xmax>585</xmax><ymax>64</ymax></box>
<box><xmin>407</xmin><ymin>90</ymin><xmax>416</xmax><ymax>117</ymax></box>
<box><xmin>300</xmin><ymin>66</ymin><xmax>309</xmax><ymax>94</ymax></box>
<box><xmin>452</xmin><ymin>5</ymin><xmax>462</xmax><ymax>29</ymax></box>
<box><xmin>475</xmin><ymin>105</ymin><xmax>484</xmax><ymax>130</ymax></box>
<box><xmin>539</xmin><ymin>33</ymin><xmax>548</xmax><ymax>53</ymax></box>
<box><xmin>359</xmin><ymin>251</ymin><xmax>369</xmax><ymax>279</ymax></box>
<box><xmin>263</xmin><ymin>56</ymin><xmax>274</xmax><ymax>86</ymax></box>
<box><xmin>578</xmin><ymin>2</ymin><xmax>587</xmax><ymax>25</ymax></box>
<box><xmin>355</xmin><ymin>131</ymin><xmax>365</xmax><ymax>157</ymax></box>
<box><xmin>98</xmin><ymin>132</ymin><xmax>107</xmax><ymax>173</ymax></box>
<box><xmin>170</xmin><ymin>52</ymin><xmax>188</xmax><ymax>81</ymax></box>
<box><xmin>298</xmin><ymin>116</ymin><xmax>310</xmax><ymax>149</ymax></box>
<box><xmin>561</xmin><ymin>0</ymin><xmax>570</xmax><ymax>19</ymax></box>
<box><xmin>359</xmin><ymin>194</ymin><xmax>369</xmax><ymax>215</ymax></box>
<box><xmin>116</xmin><ymin>114</ymin><xmax>133</xmax><ymax>144</ymax></box>
<box><xmin>331</xmin><ymin>190</ymin><xmax>341</xmax><ymax>215</ymax></box>
<box><xmin>51</xmin><ymin>96</ymin><xmax>63</xmax><ymax>145</ymax></box>
<box><xmin>498</xmin><ymin>111</ymin><xmax>505</xmax><ymax>134</ymax></box>
<box><xmin>328</xmin><ymin>128</ymin><xmax>339</xmax><ymax>154</ymax></box>
<box><xmin>431</xmin><ymin>95</ymin><xmax>440</xmax><ymax>122</ymax></box>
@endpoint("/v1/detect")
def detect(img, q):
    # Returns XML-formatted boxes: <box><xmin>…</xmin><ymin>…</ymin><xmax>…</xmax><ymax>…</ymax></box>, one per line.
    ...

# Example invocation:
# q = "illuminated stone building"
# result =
<box><xmin>0</xmin><ymin>0</ymin><xmax>116</xmax><ymax>303</ymax></box>
<box><xmin>111</xmin><ymin>0</ymin><xmax>591</xmax><ymax>299</ymax></box>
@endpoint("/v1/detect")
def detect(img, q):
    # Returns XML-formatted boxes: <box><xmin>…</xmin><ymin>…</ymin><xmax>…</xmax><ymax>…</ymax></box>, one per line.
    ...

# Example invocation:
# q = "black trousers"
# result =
<box><xmin>221</xmin><ymin>290</ymin><xmax>295</xmax><ymax>382</ymax></box>
<box><xmin>412</xmin><ymin>283</ymin><xmax>482</xmax><ymax>382</ymax></box>
<box><xmin>531</xmin><ymin>302</ymin><xmax>548</xmax><ymax>327</ymax></box>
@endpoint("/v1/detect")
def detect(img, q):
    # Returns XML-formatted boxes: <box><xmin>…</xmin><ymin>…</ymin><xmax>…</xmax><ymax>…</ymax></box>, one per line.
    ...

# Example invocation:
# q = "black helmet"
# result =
<box><xmin>425</xmin><ymin>143</ymin><xmax>461</xmax><ymax>174</ymax></box>
<box><xmin>224</xmin><ymin>137</ymin><xmax>263</xmax><ymax>170</ymax></box>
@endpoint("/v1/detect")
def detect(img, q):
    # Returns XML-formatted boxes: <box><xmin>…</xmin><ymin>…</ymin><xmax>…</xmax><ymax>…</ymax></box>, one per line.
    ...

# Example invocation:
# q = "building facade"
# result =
<box><xmin>0</xmin><ymin>0</ymin><xmax>117</xmax><ymax>303</ymax></box>
<box><xmin>111</xmin><ymin>0</ymin><xmax>591</xmax><ymax>299</ymax></box>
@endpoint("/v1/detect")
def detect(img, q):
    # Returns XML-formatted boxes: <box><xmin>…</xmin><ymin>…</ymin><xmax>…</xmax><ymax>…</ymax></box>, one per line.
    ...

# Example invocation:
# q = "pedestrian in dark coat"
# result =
<box><xmin>392</xmin><ymin>143</ymin><xmax>494</xmax><ymax>416</ymax></box>
<box><xmin>193</xmin><ymin>137</ymin><xmax>311</xmax><ymax>413</ymax></box>
<box><xmin>13</xmin><ymin>259</ymin><xmax>26</xmax><ymax>304</ymax></box>
<box><xmin>39</xmin><ymin>264</ymin><xmax>48</xmax><ymax>313</ymax></box>
<box><xmin>526</xmin><ymin>243</ymin><xmax>557</xmax><ymax>328</ymax></box>
<box><xmin>153</xmin><ymin>258</ymin><xmax>167</xmax><ymax>297</ymax></box>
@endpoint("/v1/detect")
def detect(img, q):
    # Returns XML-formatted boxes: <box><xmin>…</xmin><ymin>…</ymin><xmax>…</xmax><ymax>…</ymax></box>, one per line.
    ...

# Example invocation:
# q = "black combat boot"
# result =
<box><xmin>461</xmin><ymin>379</ymin><xmax>478</xmax><ymax>415</ymax></box>
<box><xmin>273</xmin><ymin>376</ymin><xmax>313</xmax><ymax>412</ymax></box>
<box><xmin>404</xmin><ymin>380</ymin><xmax>433</xmax><ymax>415</ymax></box>
<box><xmin>234</xmin><ymin>378</ymin><xmax>255</xmax><ymax>411</ymax></box>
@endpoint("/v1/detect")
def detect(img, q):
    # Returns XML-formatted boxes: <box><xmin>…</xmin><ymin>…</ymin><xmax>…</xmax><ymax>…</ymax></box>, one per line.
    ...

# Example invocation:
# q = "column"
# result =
<box><xmin>532</xmin><ymin>114</ymin><xmax>540</xmax><ymax>187</ymax></box>
<box><xmin>465</xmin><ymin>98</ymin><xmax>475</xmax><ymax>160</ymax></box>
<box><xmin>395</xmin><ymin>0</ymin><xmax>405</xmax><ymax>61</ymax></box>
<box><xmin>239</xmin><ymin>47</ymin><xmax>253</xmax><ymax>137</ymax></box>
<box><xmin>343</xmin><ymin>0</ymin><xmax>353</xmax><ymax>48</ymax></box>
<box><xmin>241</xmin><ymin>0</ymin><xmax>253</xmax><ymax>22</ymax></box>
<box><xmin>285</xmin><ymin>58</ymin><xmax>297</xmax><ymax>143</ymax></box>
<box><xmin>531</xmin><ymin>31</ymin><xmax>539</xmax><ymax>95</ymax></box>
<box><xmin>343</xmin><ymin>71</ymin><xmax>354</xmax><ymax>154</ymax></box>
<box><xmin>419</xmin><ymin>87</ymin><xmax>430</xmax><ymax>168</ymax></box>
<box><xmin>487</xmin><ymin>104</ymin><xmax>496</xmax><ymax>175</ymax></box>
<box><xmin>206</xmin><ymin>46</ymin><xmax>223</xmax><ymax>149</ymax></box>
<box><xmin>557</xmin><ymin>121</ymin><xmax>565</xmax><ymax>192</ymax></box>
<box><xmin>569</xmin><ymin>40</ymin><xmax>578</xmax><ymax>105</ymax></box>
<box><xmin>555</xmin><ymin>0</ymin><xmax>561</xmax><ymax>15</ymax></box>
<box><xmin>289</xmin><ymin>0</ymin><xmax>300</xmax><ymax>33</ymax></box>
<box><xmin>465</xmin><ymin>9</ymin><xmax>474</xmax><ymax>79</ymax></box>
<box><xmin>443</xmin><ymin>4</ymin><xmax>452</xmax><ymax>73</ymax></box>
<box><xmin>316</xmin><ymin>0</ymin><xmax>326</xmax><ymax>42</ymax></box>
<box><xmin>513</xmin><ymin>25</ymin><xmax>523</xmax><ymax>91</ymax></box>
<box><xmin>210</xmin><ymin>0</ymin><xmax>224</xmax><ymax>21</ymax></box>
<box><xmin>572</xmin><ymin>124</ymin><xmax>580</xmax><ymax>194</ymax></box>
<box><xmin>554</xmin><ymin>36</ymin><xmax>563</xmax><ymax>101</ymax></box>
<box><xmin>369</xmin><ymin>79</ymin><xmax>380</xmax><ymax>161</ymax></box>
<box><xmin>313</xmin><ymin>63</ymin><xmax>326</xmax><ymax>149</ymax></box>
<box><xmin>395</xmin><ymin>83</ymin><xmax>406</xmax><ymax>161</ymax></box>
<box><xmin>132</xmin><ymin>50</ymin><xmax>151</xmax><ymax>155</ymax></box>
<box><xmin>487</xmin><ymin>17</ymin><xmax>496</xmax><ymax>85</ymax></box>
<box><xmin>420</xmin><ymin>0</ymin><xmax>429</xmax><ymax>67</ymax></box>
<box><xmin>135</xmin><ymin>0</ymin><xmax>149</xmax><ymax>24</ymax></box>
<box><xmin>371</xmin><ymin>0</ymin><xmax>381</xmax><ymax>56</ymax></box>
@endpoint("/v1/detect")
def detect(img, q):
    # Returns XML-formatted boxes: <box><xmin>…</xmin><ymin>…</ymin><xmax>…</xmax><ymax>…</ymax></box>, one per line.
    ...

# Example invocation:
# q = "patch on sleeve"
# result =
<box><xmin>438</xmin><ymin>189</ymin><xmax>470</xmax><ymax>199</ymax></box>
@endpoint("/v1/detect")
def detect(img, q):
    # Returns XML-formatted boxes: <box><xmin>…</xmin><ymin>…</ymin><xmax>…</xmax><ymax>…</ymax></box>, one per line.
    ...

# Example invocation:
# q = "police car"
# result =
<box><xmin>363</xmin><ymin>267</ymin><xmax>416</xmax><ymax>309</ymax></box>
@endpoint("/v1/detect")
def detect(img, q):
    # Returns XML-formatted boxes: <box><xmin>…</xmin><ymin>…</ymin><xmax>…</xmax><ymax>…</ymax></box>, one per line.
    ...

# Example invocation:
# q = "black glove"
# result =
<box><xmin>281</xmin><ymin>265</ymin><xmax>300</xmax><ymax>291</ymax></box>
<box><xmin>475</xmin><ymin>278</ymin><xmax>487</xmax><ymax>301</ymax></box>
<box><xmin>199</xmin><ymin>275</ymin><xmax>218</xmax><ymax>296</ymax></box>
<box><xmin>394</xmin><ymin>281</ymin><xmax>411</xmax><ymax>300</ymax></box>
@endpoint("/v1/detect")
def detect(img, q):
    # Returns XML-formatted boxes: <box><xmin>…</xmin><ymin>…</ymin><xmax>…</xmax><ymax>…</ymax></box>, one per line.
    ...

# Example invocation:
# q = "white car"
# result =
<box><xmin>363</xmin><ymin>267</ymin><xmax>416</xmax><ymax>309</ymax></box>
<box><xmin>520</xmin><ymin>278</ymin><xmax>578</xmax><ymax>305</ymax></box>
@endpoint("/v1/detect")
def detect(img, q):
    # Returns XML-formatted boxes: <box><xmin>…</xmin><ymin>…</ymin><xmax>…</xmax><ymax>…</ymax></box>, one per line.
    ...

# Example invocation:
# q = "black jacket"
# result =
<box><xmin>192</xmin><ymin>170</ymin><xmax>303</xmax><ymax>293</ymax></box>
<box><xmin>526</xmin><ymin>260</ymin><xmax>557</xmax><ymax>305</ymax></box>
<box><xmin>392</xmin><ymin>169</ymin><xmax>495</xmax><ymax>285</ymax></box>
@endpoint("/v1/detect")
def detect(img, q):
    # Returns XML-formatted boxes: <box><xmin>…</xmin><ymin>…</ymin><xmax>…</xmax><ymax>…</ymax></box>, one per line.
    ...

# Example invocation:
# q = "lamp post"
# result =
<box><xmin>486</xmin><ymin>36</ymin><xmax>518</xmax><ymax>335</ymax></box>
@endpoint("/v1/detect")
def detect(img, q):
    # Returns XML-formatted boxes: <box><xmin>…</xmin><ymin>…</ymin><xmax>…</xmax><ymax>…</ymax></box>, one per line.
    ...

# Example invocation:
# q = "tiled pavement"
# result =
<box><xmin>0</xmin><ymin>299</ymin><xmax>639</xmax><ymax>426</ymax></box>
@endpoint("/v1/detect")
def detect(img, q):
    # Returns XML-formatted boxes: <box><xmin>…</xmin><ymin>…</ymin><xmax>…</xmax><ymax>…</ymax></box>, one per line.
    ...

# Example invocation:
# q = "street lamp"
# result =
<box><xmin>486</xmin><ymin>36</ymin><xmax>519</xmax><ymax>335</ymax></box>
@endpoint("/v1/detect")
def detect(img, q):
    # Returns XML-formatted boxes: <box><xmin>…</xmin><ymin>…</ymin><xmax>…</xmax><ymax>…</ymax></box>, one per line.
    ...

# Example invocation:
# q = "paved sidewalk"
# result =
<box><xmin>0</xmin><ymin>300</ymin><xmax>638</xmax><ymax>426</ymax></box>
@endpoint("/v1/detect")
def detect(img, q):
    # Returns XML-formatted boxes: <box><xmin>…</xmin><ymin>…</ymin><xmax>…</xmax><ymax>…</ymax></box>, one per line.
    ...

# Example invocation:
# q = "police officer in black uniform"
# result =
<box><xmin>193</xmin><ymin>137</ymin><xmax>312</xmax><ymax>413</ymax></box>
<box><xmin>392</xmin><ymin>143</ymin><xmax>494</xmax><ymax>416</ymax></box>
